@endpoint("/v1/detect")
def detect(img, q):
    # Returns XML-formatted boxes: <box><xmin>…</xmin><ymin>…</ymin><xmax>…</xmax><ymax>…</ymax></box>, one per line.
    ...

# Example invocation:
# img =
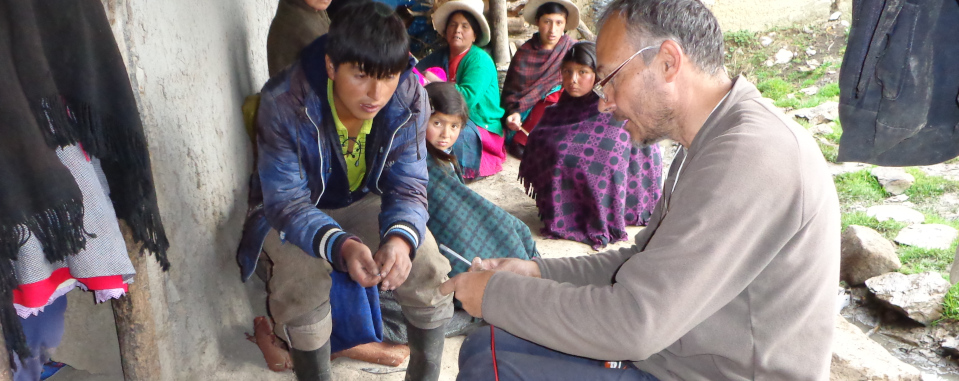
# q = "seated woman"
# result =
<box><xmin>417</xmin><ymin>0</ymin><xmax>506</xmax><ymax>179</ymax></box>
<box><xmin>518</xmin><ymin>42</ymin><xmax>663</xmax><ymax>249</ymax></box>
<box><xmin>423</xmin><ymin>82</ymin><xmax>539</xmax><ymax>276</ymax></box>
<box><xmin>501</xmin><ymin>0</ymin><xmax>580</xmax><ymax>157</ymax></box>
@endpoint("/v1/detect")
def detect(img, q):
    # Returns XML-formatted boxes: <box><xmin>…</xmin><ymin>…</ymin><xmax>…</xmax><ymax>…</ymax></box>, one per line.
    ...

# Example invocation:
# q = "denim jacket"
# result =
<box><xmin>237</xmin><ymin>36</ymin><xmax>429</xmax><ymax>281</ymax></box>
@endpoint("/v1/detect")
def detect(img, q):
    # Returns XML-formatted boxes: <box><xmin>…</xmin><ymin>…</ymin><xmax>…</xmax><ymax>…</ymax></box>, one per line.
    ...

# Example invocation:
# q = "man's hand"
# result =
<box><xmin>341</xmin><ymin>239</ymin><xmax>382</xmax><ymax>287</ymax></box>
<box><xmin>374</xmin><ymin>236</ymin><xmax>413</xmax><ymax>291</ymax></box>
<box><xmin>505</xmin><ymin>113</ymin><xmax>523</xmax><ymax>131</ymax></box>
<box><xmin>470</xmin><ymin>258</ymin><xmax>541</xmax><ymax>278</ymax></box>
<box><xmin>439</xmin><ymin>271</ymin><xmax>495</xmax><ymax>318</ymax></box>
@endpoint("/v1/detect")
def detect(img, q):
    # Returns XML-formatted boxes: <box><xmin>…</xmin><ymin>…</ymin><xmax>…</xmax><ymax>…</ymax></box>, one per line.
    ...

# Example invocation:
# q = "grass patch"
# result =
<box><xmin>756</xmin><ymin>78</ymin><xmax>795</xmax><ymax>102</ymax></box>
<box><xmin>822</xmin><ymin>120</ymin><xmax>843</xmax><ymax>145</ymax></box>
<box><xmin>819</xmin><ymin>82</ymin><xmax>841</xmax><ymax>97</ymax></box>
<box><xmin>944</xmin><ymin>283</ymin><xmax>959</xmax><ymax>321</ymax></box>
<box><xmin>725</xmin><ymin>30</ymin><xmax>758</xmax><ymax>48</ymax></box>
<box><xmin>818</xmin><ymin>141</ymin><xmax>839</xmax><ymax>163</ymax></box>
<box><xmin>898</xmin><ymin>243</ymin><xmax>956</xmax><ymax>275</ymax></box>
<box><xmin>841</xmin><ymin>211</ymin><xmax>907</xmax><ymax>241</ymax></box>
<box><xmin>902</xmin><ymin>168</ymin><xmax>959</xmax><ymax>203</ymax></box>
<box><xmin>834</xmin><ymin>169</ymin><xmax>886</xmax><ymax>204</ymax></box>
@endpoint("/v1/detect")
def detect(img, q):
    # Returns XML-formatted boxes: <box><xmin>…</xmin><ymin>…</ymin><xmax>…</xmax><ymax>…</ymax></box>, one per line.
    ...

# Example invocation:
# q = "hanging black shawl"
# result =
<box><xmin>0</xmin><ymin>0</ymin><xmax>170</xmax><ymax>358</ymax></box>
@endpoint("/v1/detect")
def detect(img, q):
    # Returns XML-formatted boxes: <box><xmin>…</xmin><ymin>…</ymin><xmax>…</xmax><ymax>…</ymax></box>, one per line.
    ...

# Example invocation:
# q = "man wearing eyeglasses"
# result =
<box><xmin>443</xmin><ymin>0</ymin><xmax>840</xmax><ymax>380</ymax></box>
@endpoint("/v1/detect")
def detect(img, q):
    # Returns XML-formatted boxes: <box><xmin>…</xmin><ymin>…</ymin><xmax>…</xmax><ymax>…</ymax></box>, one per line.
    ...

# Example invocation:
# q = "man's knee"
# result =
<box><xmin>275</xmin><ymin>308</ymin><xmax>333</xmax><ymax>351</ymax></box>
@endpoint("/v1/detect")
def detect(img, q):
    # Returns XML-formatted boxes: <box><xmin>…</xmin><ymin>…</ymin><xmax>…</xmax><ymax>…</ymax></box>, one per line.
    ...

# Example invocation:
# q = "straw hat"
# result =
<box><xmin>523</xmin><ymin>0</ymin><xmax>580</xmax><ymax>31</ymax></box>
<box><xmin>432</xmin><ymin>0</ymin><xmax>491</xmax><ymax>47</ymax></box>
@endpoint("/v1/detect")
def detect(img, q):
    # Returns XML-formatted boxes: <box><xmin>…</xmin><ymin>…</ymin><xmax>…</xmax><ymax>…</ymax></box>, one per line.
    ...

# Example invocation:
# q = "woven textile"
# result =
<box><xmin>501</xmin><ymin>33</ymin><xmax>574</xmax><ymax>117</ymax></box>
<box><xmin>518</xmin><ymin>93</ymin><xmax>663</xmax><ymax>249</ymax></box>
<box><xmin>426</xmin><ymin>156</ymin><xmax>538</xmax><ymax>276</ymax></box>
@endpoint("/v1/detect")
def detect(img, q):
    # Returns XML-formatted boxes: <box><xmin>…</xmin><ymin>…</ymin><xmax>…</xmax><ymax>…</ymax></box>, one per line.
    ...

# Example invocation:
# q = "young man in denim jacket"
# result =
<box><xmin>238</xmin><ymin>3</ymin><xmax>452</xmax><ymax>380</ymax></box>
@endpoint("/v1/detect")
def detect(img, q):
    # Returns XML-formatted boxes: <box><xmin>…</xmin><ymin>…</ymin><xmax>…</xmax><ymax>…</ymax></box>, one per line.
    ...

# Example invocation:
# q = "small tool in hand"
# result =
<box><xmin>439</xmin><ymin>244</ymin><xmax>472</xmax><ymax>267</ymax></box>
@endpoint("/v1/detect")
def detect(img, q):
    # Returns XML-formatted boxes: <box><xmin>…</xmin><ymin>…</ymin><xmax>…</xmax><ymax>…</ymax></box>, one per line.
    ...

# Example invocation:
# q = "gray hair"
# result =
<box><xmin>598</xmin><ymin>0</ymin><xmax>725</xmax><ymax>75</ymax></box>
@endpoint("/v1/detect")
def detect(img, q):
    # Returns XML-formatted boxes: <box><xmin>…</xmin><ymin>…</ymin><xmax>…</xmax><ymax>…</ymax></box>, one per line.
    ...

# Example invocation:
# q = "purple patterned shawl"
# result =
<box><xmin>518</xmin><ymin>92</ymin><xmax>663</xmax><ymax>249</ymax></box>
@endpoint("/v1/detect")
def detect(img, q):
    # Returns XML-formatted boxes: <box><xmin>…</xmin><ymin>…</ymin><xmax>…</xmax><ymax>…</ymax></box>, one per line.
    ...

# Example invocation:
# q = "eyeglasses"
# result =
<box><xmin>593</xmin><ymin>45</ymin><xmax>658</xmax><ymax>102</ymax></box>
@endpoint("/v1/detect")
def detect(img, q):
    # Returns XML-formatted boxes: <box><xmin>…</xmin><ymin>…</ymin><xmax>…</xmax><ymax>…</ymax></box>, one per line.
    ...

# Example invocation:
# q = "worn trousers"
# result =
<box><xmin>14</xmin><ymin>294</ymin><xmax>67</xmax><ymax>381</ymax></box>
<box><xmin>457</xmin><ymin>327</ymin><xmax>660</xmax><ymax>381</ymax></box>
<box><xmin>265</xmin><ymin>195</ymin><xmax>454</xmax><ymax>351</ymax></box>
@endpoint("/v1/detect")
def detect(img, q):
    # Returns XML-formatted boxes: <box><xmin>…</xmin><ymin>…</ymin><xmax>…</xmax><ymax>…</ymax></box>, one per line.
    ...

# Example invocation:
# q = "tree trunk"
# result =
<box><xmin>489</xmin><ymin>0</ymin><xmax>510</xmax><ymax>66</ymax></box>
<box><xmin>112</xmin><ymin>222</ymin><xmax>162</xmax><ymax>380</ymax></box>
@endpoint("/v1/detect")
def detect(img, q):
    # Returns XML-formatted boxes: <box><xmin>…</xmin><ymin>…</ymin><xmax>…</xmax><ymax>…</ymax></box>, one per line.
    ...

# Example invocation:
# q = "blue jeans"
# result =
<box><xmin>14</xmin><ymin>295</ymin><xmax>68</xmax><ymax>381</ymax></box>
<box><xmin>457</xmin><ymin>327</ymin><xmax>659</xmax><ymax>381</ymax></box>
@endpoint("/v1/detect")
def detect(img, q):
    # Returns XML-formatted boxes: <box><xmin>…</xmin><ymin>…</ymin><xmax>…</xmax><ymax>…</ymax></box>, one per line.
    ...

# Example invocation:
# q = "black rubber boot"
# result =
<box><xmin>291</xmin><ymin>341</ymin><xmax>332</xmax><ymax>381</ymax></box>
<box><xmin>405</xmin><ymin>324</ymin><xmax>446</xmax><ymax>381</ymax></box>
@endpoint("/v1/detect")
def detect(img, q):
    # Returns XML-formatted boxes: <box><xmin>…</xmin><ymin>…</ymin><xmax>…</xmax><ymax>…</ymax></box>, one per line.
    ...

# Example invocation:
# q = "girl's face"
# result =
<box><xmin>426</xmin><ymin>112</ymin><xmax>464</xmax><ymax>151</ymax></box>
<box><xmin>561</xmin><ymin>61</ymin><xmax>596</xmax><ymax>98</ymax></box>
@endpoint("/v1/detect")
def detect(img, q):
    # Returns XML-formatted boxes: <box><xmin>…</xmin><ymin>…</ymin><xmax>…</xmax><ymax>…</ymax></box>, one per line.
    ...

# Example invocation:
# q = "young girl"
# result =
<box><xmin>423</xmin><ymin>83</ymin><xmax>539</xmax><ymax>276</ymax></box>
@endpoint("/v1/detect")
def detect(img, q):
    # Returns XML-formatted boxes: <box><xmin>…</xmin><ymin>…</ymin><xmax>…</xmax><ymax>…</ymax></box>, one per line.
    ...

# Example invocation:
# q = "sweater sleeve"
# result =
<box><xmin>482</xmin><ymin>130</ymin><xmax>806</xmax><ymax>361</ymax></box>
<box><xmin>453</xmin><ymin>47</ymin><xmax>496</xmax><ymax>113</ymax></box>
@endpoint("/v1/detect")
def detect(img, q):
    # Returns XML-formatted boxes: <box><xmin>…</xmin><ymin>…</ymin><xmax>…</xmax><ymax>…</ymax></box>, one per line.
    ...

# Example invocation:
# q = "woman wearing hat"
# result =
<box><xmin>501</xmin><ymin>0</ymin><xmax>580</xmax><ymax>157</ymax></box>
<box><xmin>417</xmin><ymin>0</ymin><xmax>506</xmax><ymax>179</ymax></box>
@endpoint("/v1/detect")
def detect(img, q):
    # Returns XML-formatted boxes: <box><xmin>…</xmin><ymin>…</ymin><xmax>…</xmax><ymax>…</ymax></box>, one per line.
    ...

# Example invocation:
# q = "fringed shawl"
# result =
<box><xmin>500</xmin><ymin>33</ymin><xmax>574</xmax><ymax>117</ymax></box>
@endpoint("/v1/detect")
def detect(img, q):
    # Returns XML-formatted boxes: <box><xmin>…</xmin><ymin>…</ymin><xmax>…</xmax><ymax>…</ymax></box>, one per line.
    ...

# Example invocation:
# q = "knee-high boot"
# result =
<box><xmin>405</xmin><ymin>324</ymin><xmax>446</xmax><ymax>381</ymax></box>
<box><xmin>290</xmin><ymin>341</ymin><xmax>332</xmax><ymax>381</ymax></box>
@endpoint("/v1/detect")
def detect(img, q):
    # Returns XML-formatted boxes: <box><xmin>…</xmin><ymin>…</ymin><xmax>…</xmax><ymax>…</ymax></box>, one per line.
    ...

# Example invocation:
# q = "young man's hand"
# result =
<box><xmin>341</xmin><ymin>239</ymin><xmax>382</xmax><ymax>287</ymax></box>
<box><xmin>505</xmin><ymin>113</ymin><xmax>523</xmax><ymax>131</ymax></box>
<box><xmin>374</xmin><ymin>236</ymin><xmax>412</xmax><ymax>291</ymax></box>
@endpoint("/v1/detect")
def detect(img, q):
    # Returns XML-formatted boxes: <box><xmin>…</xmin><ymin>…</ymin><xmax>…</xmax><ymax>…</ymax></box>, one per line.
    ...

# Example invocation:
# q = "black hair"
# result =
<box><xmin>535</xmin><ymin>2</ymin><xmax>569</xmax><ymax>23</ymax></box>
<box><xmin>424</xmin><ymin>82</ymin><xmax>469</xmax><ymax>163</ymax></box>
<box><xmin>326</xmin><ymin>1</ymin><xmax>409</xmax><ymax>79</ymax></box>
<box><xmin>562</xmin><ymin>41</ymin><xmax>597</xmax><ymax>71</ymax></box>
<box><xmin>599</xmin><ymin>0</ymin><xmax>725</xmax><ymax>75</ymax></box>
<box><xmin>446</xmin><ymin>10</ymin><xmax>483</xmax><ymax>45</ymax></box>
<box><xmin>324</xmin><ymin>0</ymin><xmax>356</xmax><ymax>19</ymax></box>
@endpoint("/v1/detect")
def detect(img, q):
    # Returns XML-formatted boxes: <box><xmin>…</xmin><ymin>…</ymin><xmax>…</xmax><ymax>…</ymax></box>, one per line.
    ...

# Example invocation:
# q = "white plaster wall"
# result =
<box><xmin>56</xmin><ymin>1</ymin><xmax>292</xmax><ymax>380</ymax></box>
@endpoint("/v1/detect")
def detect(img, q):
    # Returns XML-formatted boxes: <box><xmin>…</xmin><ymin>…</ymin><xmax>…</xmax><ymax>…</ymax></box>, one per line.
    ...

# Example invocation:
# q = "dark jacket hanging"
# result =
<box><xmin>837</xmin><ymin>0</ymin><xmax>959</xmax><ymax>165</ymax></box>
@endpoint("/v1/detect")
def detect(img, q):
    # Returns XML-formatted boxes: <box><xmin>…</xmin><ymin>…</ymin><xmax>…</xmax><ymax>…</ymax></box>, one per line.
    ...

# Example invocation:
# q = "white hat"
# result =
<box><xmin>523</xmin><ymin>0</ymin><xmax>580</xmax><ymax>31</ymax></box>
<box><xmin>432</xmin><ymin>0</ymin><xmax>491</xmax><ymax>47</ymax></box>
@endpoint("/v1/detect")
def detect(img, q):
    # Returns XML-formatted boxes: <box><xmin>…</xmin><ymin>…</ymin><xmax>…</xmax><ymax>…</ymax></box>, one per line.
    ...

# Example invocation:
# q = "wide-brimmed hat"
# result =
<box><xmin>523</xmin><ymin>0</ymin><xmax>580</xmax><ymax>31</ymax></box>
<box><xmin>432</xmin><ymin>0</ymin><xmax>491</xmax><ymax>47</ymax></box>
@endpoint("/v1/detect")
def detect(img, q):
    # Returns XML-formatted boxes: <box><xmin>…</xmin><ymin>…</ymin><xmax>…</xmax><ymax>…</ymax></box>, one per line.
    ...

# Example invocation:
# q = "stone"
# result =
<box><xmin>800</xmin><ymin>86</ymin><xmax>820</xmax><ymax>96</ymax></box>
<box><xmin>830</xmin><ymin>11</ymin><xmax>843</xmax><ymax>20</ymax></box>
<box><xmin>951</xmin><ymin>246</ymin><xmax>959</xmax><ymax>285</ymax></box>
<box><xmin>895</xmin><ymin>224</ymin><xmax>958</xmax><ymax>250</ymax></box>
<box><xmin>942</xmin><ymin>337</ymin><xmax>959</xmax><ymax>356</ymax></box>
<box><xmin>774</xmin><ymin>48</ymin><xmax>794</xmax><ymax>64</ymax></box>
<box><xmin>841</xmin><ymin>20</ymin><xmax>851</xmax><ymax>28</ymax></box>
<box><xmin>866</xmin><ymin>205</ymin><xmax>925</xmax><ymax>225</ymax></box>
<box><xmin>760</xmin><ymin>36</ymin><xmax>774</xmax><ymax>46</ymax></box>
<box><xmin>806</xmin><ymin>47</ymin><xmax>817</xmax><ymax>56</ymax></box>
<box><xmin>887</xmin><ymin>194</ymin><xmax>910</xmax><ymax>203</ymax></box>
<box><xmin>831</xmin><ymin>316</ymin><xmax>922</xmax><ymax>381</ymax></box>
<box><xmin>871</xmin><ymin>167</ymin><xmax>916</xmax><ymax>195</ymax></box>
<box><xmin>809</xmin><ymin>123</ymin><xmax>833</xmax><ymax>136</ymax></box>
<box><xmin>789</xmin><ymin>101</ymin><xmax>839</xmax><ymax>124</ymax></box>
<box><xmin>807</xmin><ymin>59</ymin><xmax>821</xmax><ymax>68</ymax></box>
<box><xmin>841</xmin><ymin>225</ymin><xmax>901</xmax><ymax>285</ymax></box>
<box><xmin>866</xmin><ymin>272</ymin><xmax>950</xmax><ymax>325</ymax></box>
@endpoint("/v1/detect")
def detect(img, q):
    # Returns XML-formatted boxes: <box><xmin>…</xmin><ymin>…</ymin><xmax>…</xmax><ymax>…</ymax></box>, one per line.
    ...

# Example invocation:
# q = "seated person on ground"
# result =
<box><xmin>442</xmin><ymin>1</ymin><xmax>841</xmax><ymax>380</ymax></box>
<box><xmin>423</xmin><ymin>82</ymin><xmax>540</xmax><ymax>277</ymax></box>
<box><xmin>518</xmin><ymin>41</ymin><xmax>662</xmax><ymax>249</ymax></box>
<box><xmin>237</xmin><ymin>3</ymin><xmax>452</xmax><ymax>380</ymax></box>
<box><xmin>501</xmin><ymin>0</ymin><xmax>580</xmax><ymax>157</ymax></box>
<box><xmin>417</xmin><ymin>0</ymin><xmax>506</xmax><ymax>179</ymax></box>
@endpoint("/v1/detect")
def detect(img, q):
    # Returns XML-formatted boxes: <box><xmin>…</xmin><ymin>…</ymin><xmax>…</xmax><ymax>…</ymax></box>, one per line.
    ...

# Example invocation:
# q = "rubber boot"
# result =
<box><xmin>290</xmin><ymin>341</ymin><xmax>332</xmax><ymax>381</ymax></box>
<box><xmin>405</xmin><ymin>324</ymin><xmax>446</xmax><ymax>381</ymax></box>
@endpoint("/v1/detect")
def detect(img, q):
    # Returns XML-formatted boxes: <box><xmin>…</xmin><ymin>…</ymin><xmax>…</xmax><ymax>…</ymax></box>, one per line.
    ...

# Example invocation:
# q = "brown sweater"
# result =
<box><xmin>482</xmin><ymin>78</ymin><xmax>840</xmax><ymax>380</ymax></box>
<box><xmin>266</xmin><ymin>0</ymin><xmax>330</xmax><ymax>78</ymax></box>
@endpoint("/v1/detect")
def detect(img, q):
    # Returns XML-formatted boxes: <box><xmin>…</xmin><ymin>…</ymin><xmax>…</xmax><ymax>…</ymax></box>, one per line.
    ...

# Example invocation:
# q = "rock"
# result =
<box><xmin>774</xmin><ymin>48</ymin><xmax>794</xmax><ymax>64</ymax></box>
<box><xmin>507</xmin><ymin>17</ymin><xmax>527</xmax><ymax>34</ymax></box>
<box><xmin>760</xmin><ymin>36</ymin><xmax>773</xmax><ymax>46</ymax></box>
<box><xmin>789</xmin><ymin>101</ymin><xmax>839</xmax><ymax>124</ymax></box>
<box><xmin>895</xmin><ymin>224</ymin><xmax>958</xmax><ymax>250</ymax></box>
<box><xmin>866</xmin><ymin>205</ymin><xmax>926</xmax><ymax>225</ymax></box>
<box><xmin>807</xmin><ymin>59</ymin><xmax>821</xmax><ymax>68</ymax></box>
<box><xmin>841</xmin><ymin>20</ymin><xmax>851</xmax><ymax>28</ymax></box>
<box><xmin>942</xmin><ymin>336</ymin><xmax>959</xmax><ymax>356</ymax></box>
<box><xmin>841</xmin><ymin>225</ymin><xmax>901</xmax><ymax>285</ymax></box>
<box><xmin>800</xmin><ymin>86</ymin><xmax>820</xmax><ymax>96</ymax></box>
<box><xmin>887</xmin><ymin>194</ymin><xmax>910</xmax><ymax>203</ymax></box>
<box><xmin>866</xmin><ymin>272</ymin><xmax>950</xmax><ymax>325</ymax></box>
<box><xmin>831</xmin><ymin>316</ymin><xmax>923</xmax><ymax>380</ymax></box>
<box><xmin>809</xmin><ymin>123</ymin><xmax>833</xmax><ymax>136</ymax></box>
<box><xmin>871</xmin><ymin>167</ymin><xmax>916</xmax><ymax>195</ymax></box>
<box><xmin>764</xmin><ymin>59</ymin><xmax>775</xmax><ymax>67</ymax></box>
<box><xmin>830</xmin><ymin>11</ymin><xmax>843</xmax><ymax>21</ymax></box>
<box><xmin>951</xmin><ymin>246</ymin><xmax>959</xmax><ymax>285</ymax></box>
